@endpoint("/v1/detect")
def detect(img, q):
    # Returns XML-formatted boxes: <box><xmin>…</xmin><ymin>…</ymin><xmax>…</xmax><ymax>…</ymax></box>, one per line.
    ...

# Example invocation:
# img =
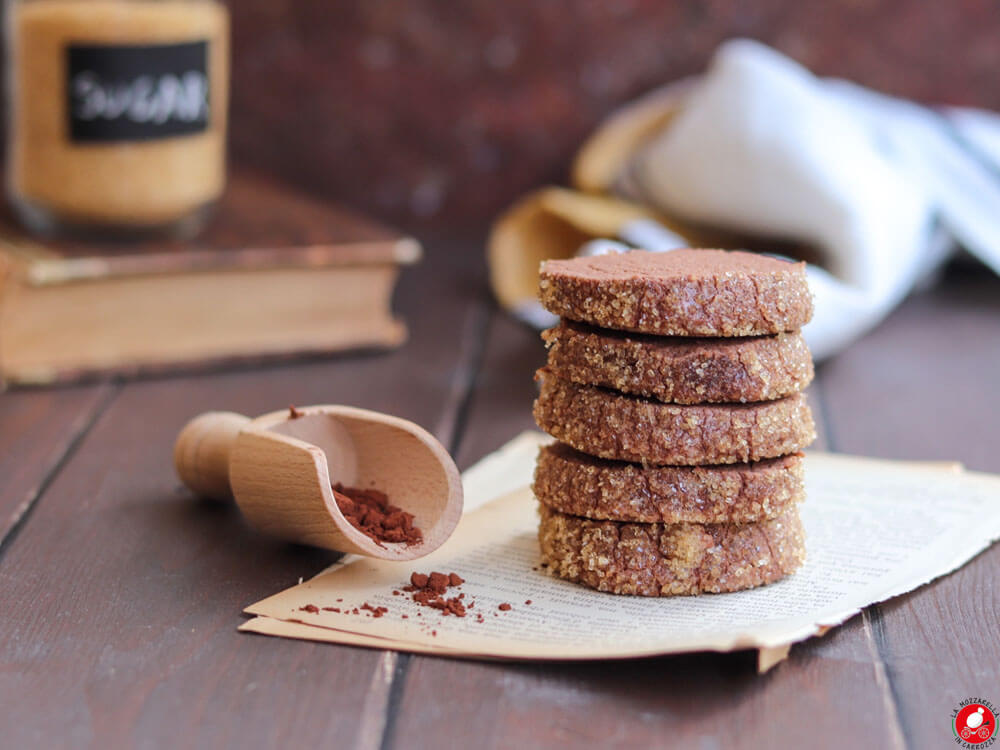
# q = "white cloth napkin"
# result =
<box><xmin>626</xmin><ymin>40</ymin><xmax>1000</xmax><ymax>360</ymax></box>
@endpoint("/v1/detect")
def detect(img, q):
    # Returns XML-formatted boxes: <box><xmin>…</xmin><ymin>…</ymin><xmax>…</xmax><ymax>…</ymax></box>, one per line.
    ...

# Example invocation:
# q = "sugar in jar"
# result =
<box><xmin>5</xmin><ymin>0</ymin><xmax>229</xmax><ymax>239</ymax></box>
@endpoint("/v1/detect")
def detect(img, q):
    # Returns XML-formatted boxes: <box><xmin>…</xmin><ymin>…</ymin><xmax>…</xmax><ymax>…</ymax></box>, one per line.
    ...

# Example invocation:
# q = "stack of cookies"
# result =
<box><xmin>531</xmin><ymin>249</ymin><xmax>816</xmax><ymax>596</ymax></box>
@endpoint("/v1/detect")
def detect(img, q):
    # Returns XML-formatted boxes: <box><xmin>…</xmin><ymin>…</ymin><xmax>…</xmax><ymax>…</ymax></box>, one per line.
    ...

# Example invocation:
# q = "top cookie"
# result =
<box><xmin>538</xmin><ymin>249</ymin><xmax>813</xmax><ymax>336</ymax></box>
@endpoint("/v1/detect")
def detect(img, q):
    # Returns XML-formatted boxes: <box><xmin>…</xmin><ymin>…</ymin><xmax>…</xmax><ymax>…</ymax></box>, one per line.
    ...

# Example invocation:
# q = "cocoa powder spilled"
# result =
<box><xmin>333</xmin><ymin>483</ymin><xmax>423</xmax><ymax>546</ymax></box>
<box><xmin>361</xmin><ymin>602</ymin><xmax>388</xmax><ymax>618</ymax></box>
<box><xmin>404</xmin><ymin>570</ymin><xmax>468</xmax><ymax>617</ymax></box>
<box><xmin>298</xmin><ymin>570</ymin><xmax>523</xmax><ymax>631</ymax></box>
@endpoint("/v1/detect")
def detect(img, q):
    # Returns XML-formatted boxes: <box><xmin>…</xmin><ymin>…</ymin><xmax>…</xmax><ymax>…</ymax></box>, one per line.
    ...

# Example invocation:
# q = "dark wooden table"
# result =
<box><xmin>1</xmin><ymin>242</ymin><xmax>997</xmax><ymax>750</ymax></box>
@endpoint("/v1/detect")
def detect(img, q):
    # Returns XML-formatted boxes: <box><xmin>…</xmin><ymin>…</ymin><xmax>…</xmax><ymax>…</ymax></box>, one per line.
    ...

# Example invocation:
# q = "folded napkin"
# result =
<box><xmin>490</xmin><ymin>39</ymin><xmax>1000</xmax><ymax>360</ymax></box>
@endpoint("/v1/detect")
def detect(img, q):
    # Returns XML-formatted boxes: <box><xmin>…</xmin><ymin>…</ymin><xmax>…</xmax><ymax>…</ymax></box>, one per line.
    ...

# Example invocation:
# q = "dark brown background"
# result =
<box><xmin>228</xmin><ymin>0</ymin><xmax>1000</xmax><ymax>238</ymax></box>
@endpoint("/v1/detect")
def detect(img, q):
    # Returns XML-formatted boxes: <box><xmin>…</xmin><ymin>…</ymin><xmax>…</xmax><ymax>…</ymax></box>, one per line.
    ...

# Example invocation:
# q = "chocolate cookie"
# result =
<box><xmin>542</xmin><ymin>320</ymin><xmax>813</xmax><ymax>404</ymax></box>
<box><xmin>538</xmin><ymin>505</ymin><xmax>805</xmax><ymax>596</ymax></box>
<box><xmin>534</xmin><ymin>442</ymin><xmax>804</xmax><ymax>523</ymax></box>
<box><xmin>533</xmin><ymin>372</ymin><xmax>815</xmax><ymax>465</ymax></box>
<box><xmin>538</xmin><ymin>249</ymin><xmax>812</xmax><ymax>336</ymax></box>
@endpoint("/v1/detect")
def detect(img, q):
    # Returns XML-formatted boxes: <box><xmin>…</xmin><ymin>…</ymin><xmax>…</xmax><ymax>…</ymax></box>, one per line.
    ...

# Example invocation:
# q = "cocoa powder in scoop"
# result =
<box><xmin>333</xmin><ymin>484</ymin><xmax>423</xmax><ymax>546</ymax></box>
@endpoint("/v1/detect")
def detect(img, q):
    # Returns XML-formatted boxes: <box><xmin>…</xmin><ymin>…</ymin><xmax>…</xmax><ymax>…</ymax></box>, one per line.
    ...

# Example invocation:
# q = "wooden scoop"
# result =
<box><xmin>173</xmin><ymin>405</ymin><xmax>463</xmax><ymax>560</ymax></box>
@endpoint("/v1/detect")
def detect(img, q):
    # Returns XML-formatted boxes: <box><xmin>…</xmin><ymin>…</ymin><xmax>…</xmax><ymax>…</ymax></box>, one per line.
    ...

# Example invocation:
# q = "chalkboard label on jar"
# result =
<box><xmin>66</xmin><ymin>41</ymin><xmax>210</xmax><ymax>143</ymax></box>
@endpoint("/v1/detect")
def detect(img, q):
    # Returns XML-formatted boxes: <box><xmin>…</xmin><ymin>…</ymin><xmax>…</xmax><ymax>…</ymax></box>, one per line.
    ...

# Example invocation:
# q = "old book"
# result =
<box><xmin>0</xmin><ymin>172</ymin><xmax>420</xmax><ymax>385</ymax></box>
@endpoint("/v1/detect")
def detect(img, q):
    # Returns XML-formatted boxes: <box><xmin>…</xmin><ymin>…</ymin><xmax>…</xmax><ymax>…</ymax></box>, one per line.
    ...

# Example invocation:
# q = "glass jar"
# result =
<box><xmin>5</xmin><ymin>0</ymin><xmax>229</xmax><ymax>240</ymax></box>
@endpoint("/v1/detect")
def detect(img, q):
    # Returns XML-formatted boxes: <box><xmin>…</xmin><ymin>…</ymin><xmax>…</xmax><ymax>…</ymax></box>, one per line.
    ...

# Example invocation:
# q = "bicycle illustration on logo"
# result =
<box><xmin>959</xmin><ymin>706</ymin><xmax>994</xmax><ymax>742</ymax></box>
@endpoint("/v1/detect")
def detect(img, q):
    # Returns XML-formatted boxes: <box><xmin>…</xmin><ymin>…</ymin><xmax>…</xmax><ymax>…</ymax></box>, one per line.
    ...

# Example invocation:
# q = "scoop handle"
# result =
<box><xmin>173</xmin><ymin>411</ymin><xmax>251</xmax><ymax>501</ymax></box>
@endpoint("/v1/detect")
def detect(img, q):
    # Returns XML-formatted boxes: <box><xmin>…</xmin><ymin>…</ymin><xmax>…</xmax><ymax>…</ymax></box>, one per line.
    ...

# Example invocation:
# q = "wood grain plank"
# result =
<box><xmin>387</xmin><ymin>303</ymin><xmax>899</xmax><ymax>750</ymax></box>
<box><xmin>819</xmin><ymin>266</ymin><xmax>1000</xmax><ymax>750</ymax></box>
<box><xmin>0</xmin><ymin>383</ymin><xmax>114</xmax><ymax>545</ymax></box>
<box><xmin>0</xmin><ymin>243</ymin><xmax>486</xmax><ymax>747</ymax></box>
<box><xmin>391</xmin><ymin>635</ymin><xmax>897</xmax><ymax>750</ymax></box>
<box><xmin>819</xmin><ymin>266</ymin><xmax>1000</xmax><ymax>470</ymax></box>
<box><xmin>454</xmin><ymin>308</ymin><xmax>547</xmax><ymax>470</ymax></box>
